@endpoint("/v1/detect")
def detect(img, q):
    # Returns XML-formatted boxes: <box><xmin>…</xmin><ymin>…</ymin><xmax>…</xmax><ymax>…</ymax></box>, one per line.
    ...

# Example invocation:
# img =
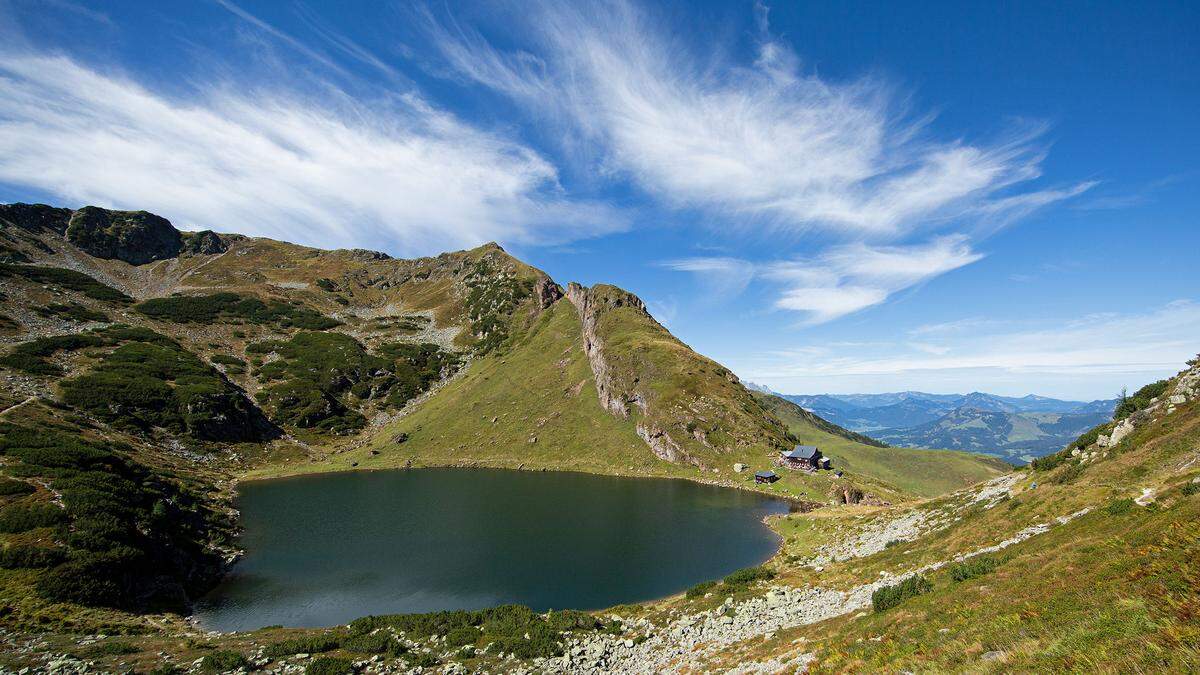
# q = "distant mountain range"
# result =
<box><xmin>748</xmin><ymin>387</ymin><xmax>1119</xmax><ymax>464</ymax></box>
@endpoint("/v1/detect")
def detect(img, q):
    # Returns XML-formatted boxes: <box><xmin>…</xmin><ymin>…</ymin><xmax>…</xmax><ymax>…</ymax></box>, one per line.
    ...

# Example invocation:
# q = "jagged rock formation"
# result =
<box><xmin>564</xmin><ymin>282</ymin><xmax>643</xmax><ymax>419</ymax></box>
<box><xmin>564</xmin><ymin>282</ymin><xmax>689</xmax><ymax>463</ymax></box>
<box><xmin>65</xmin><ymin>206</ymin><xmax>184</xmax><ymax>264</ymax></box>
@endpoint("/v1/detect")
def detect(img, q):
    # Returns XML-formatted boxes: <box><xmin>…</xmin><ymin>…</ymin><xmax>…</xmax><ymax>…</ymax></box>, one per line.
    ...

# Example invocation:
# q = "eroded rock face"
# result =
<box><xmin>66</xmin><ymin>206</ymin><xmax>183</xmax><ymax>265</ymax></box>
<box><xmin>533</xmin><ymin>275</ymin><xmax>564</xmax><ymax>310</ymax></box>
<box><xmin>637</xmin><ymin>423</ymin><xmax>684</xmax><ymax>463</ymax></box>
<box><xmin>567</xmin><ymin>282</ymin><xmax>695</xmax><ymax>465</ymax></box>
<box><xmin>565</xmin><ymin>282</ymin><xmax>636</xmax><ymax>419</ymax></box>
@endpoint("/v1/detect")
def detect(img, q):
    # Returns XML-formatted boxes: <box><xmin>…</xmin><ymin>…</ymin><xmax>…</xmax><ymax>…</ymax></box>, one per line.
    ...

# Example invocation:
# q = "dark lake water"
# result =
<box><xmin>195</xmin><ymin>468</ymin><xmax>787</xmax><ymax>631</ymax></box>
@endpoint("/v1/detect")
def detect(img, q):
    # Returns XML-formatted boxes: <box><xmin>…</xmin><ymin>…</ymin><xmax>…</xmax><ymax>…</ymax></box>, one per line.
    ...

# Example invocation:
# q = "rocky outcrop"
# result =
<box><xmin>0</xmin><ymin>203</ymin><xmax>72</xmax><ymax>233</ymax></box>
<box><xmin>180</xmin><ymin>230</ymin><xmax>229</xmax><ymax>255</ymax></box>
<box><xmin>565</xmin><ymin>282</ymin><xmax>643</xmax><ymax>419</ymax></box>
<box><xmin>636</xmin><ymin>423</ymin><xmax>684</xmax><ymax>462</ymax></box>
<box><xmin>66</xmin><ymin>206</ymin><xmax>184</xmax><ymax>265</ymax></box>
<box><xmin>567</xmin><ymin>282</ymin><xmax>698</xmax><ymax>465</ymax></box>
<box><xmin>533</xmin><ymin>275</ymin><xmax>564</xmax><ymax>310</ymax></box>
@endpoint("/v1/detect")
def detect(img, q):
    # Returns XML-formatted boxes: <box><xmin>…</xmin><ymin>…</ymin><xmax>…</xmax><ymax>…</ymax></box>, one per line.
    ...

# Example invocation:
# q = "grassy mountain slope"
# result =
<box><xmin>708</xmin><ymin>358</ymin><xmax>1200</xmax><ymax>673</ymax></box>
<box><xmin>757</xmin><ymin>392</ymin><xmax>1010</xmax><ymax>497</ymax></box>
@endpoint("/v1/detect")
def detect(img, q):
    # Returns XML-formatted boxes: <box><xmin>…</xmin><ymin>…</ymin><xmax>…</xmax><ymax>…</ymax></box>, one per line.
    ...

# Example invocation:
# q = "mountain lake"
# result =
<box><xmin>195</xmin><ymin>468</ymin><xmax>790</xmax><ymax>631</ymax></box>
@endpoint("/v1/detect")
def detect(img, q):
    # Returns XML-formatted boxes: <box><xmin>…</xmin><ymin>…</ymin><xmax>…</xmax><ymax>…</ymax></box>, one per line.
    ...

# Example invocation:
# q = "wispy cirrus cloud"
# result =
<box><xmin>666</xmin><ymin>235</ymin><xmax>984</xmax><ymax>323</ymax></box>
<box><xmin>0</xmin><ymin>10</ymin><xmax>624</xmax><ymax>255</ymax></box>
<box><xmin>419</xmin><ymin>0</ymin><xmax>1086</xmax><ymax>238</ymax></box>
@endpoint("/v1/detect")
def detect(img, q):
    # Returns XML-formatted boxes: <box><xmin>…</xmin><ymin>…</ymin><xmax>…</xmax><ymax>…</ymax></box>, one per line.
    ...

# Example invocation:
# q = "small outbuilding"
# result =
<box><xmin>754</xmin><ymin>470</ymin><xmax>780</xmax><ymax>484</ymax></box>
<box><xmin>780</xmin><ymin>444</ymin><xmax>824</xmax><ymax>470</ymax></box>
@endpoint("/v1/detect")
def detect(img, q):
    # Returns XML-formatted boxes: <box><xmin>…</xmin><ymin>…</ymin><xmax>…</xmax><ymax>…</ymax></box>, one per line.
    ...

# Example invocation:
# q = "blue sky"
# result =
<box><xmin>0</xmin><ymin>0</ymin><xmax>1196</xmax><ymax>400</ymax></box>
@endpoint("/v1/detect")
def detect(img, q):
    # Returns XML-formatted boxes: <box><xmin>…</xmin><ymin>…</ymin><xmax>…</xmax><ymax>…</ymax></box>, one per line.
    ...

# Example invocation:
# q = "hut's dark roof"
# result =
<box><xmin>755</xmin><ymin>470</ymin><xmax>778</xmax><ymax>478</ymax></box>
<box><xmin>783</xmin><ymin>445</ymin><xmax>819</xmax><ymax>459</ymax></box>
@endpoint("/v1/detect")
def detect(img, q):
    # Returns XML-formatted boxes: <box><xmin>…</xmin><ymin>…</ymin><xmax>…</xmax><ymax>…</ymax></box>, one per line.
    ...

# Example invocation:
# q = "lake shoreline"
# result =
<box><xmin>197</xmin><ymin>466</ymin><xmax>793</xmax><ymax>632</ymax></box>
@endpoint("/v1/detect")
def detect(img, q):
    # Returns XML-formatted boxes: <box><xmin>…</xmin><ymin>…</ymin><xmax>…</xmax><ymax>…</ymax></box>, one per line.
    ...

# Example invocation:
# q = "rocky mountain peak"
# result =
<box><xmin>65</xmin><ymin>206</ymin><xmax>183</xmax><ymax>265</ymax></box>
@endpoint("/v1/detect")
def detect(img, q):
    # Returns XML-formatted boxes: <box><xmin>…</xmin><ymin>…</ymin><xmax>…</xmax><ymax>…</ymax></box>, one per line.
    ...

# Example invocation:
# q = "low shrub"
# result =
<box><xmin>403</xmin><ymin>652</ymin><xmax>440</xmax><ymax>668</ymax></box>
<box><xmin>0</xmin><ymin>264</ymin><xmax>131</xmax><ymax>302</ymax></box>
<box><xmin>266</xmin><ymin>635</ymin><xmax>341</xmax><ymax>657</ymax></box>
<box><xmin>0</xmin><ymin>333</ymin><xmax>107</xmax><ymax>375</ymax></box>
<box><xmin>34</xmin><ymin>302</ymin><xmax>109</xmax><ymax>323</ymax></box>
<box><xmin>872</xmin><ymin>575</ymin><xmax>932</xmax><ymax>612</ymax></box>
<box><xmin>0</xmin><ymin>544</ymin><xmax>67</xmax><ymax>568</ymax></box>
<box><xmin>685</xmin><ymin>580</ymin><xmax>717</xmax><ymax>598</ymax></box>
<box><xmin>722</xmin><ymin>566</ymin><xmax>776</xmax><ymax>586</ymax></box>
<box><xmin>1114</xmin><ymin>380</ymin><xmax>1171</xmax><ymax>420</ymax></box>
<box><xmin>884</xmin><ymin>539</ymin><xmax>903</xmax><ymax>549</ymax></box>
<box><xmin>199</xmin><ymin>651</ymin><xmax>248</xmax><ymax>673</ymax></box>
<box><xmin>547</xmin><ymin>609</ymin><xmax>602</xmax><ymax>631</ymax></box>
<box><xmin>444</xmin><ymin>625</ymin><xmax>480</xmax><ymax>647</ymax></box>
<box><xmin>210</xmin><ymin>354</ymin><xmax>246</xmax><ymax>367</ymax></box>
<box><xmin>0</xmin><ymin>502</ymin><xmax>66</xmax><ymax>532</ymax></box>
<box><xmin>1050</xmin><ymin>461</ymin><xmax>1086</xmax><ymax>484</ymax></box>
<box><xmin>59</xmin><ymin>337</ymin><xmax>267</xmax><ymax>442</ymax></box>
<box><xmin>136</xmin><ymin>292</ymin><xmax>339</xmax><ymax>329</ymax></box>
<box><xmin>948</xmin><ymin>555</ymin><xmax>1000</xmax><ymax>582</ymax></box>
<box><xmin>340</xmin><ymin>632</ymin><xmax>393</xmax><ymax>654</ymax></box>
<box><xmin>1</xmin><ymin>425</ymin><xmax>229</xmax><ymax>610</ymax></box>
<box><xmin>0</xmin><ymin>477</ymin><xmax>35</xmax><ymax>496</ymax></box>
<box><xmin>306</xmin><ymin>656</ymin><xmax>355</xmax><ymax>675</ymax></box>
<box><xmin>1182</xmin><ymin>482</ymin><xmax>1200</xmax><ymax>497</ymax></box>
<box><xmin>349</xmin><ymin>603</ymin><xmax>604</xmax><ymax>661</ymax></box>
<box><xmin>1106</xmin><ymin>498</ymin><xmax>1136</xmax><ymax>515</ymax></box>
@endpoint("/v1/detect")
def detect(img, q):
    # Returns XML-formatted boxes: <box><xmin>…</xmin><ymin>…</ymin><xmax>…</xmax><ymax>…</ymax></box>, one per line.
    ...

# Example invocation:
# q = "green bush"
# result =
<box><xmin>266</xmin><ymin>635</ymin><xmax>341</xmax><ymax>657</ymax></box>
<box><xmin>1</xmin><ymin>425</ymin><xmax>228</xmax><ymax>610</ymax></box>
<box><xmin>872</xmin><ymin>575</ymin><xmax>932</xmax><ymax>612</ymax></box>
<box><xmin>199</xmin><ymin>651</ymin><xmax>249</xmax><ymax>673</ymax></box>
<box><xmin>1114</xmin><ymin>380</ymin><xmax>1171</xmax><ymax>420</ymax></box>
<box><xmin>948</xmin><ymin>555</ymin><xmax>1000</xmax><ymax>582</ymax></box>
<box><xmin>0</xmin><ymin>333</ymin><xmax>107</xmax><ymax>375</ymax></box>
<box><xmin>210</xmin><ymin>354</ymin><xmax>246</xmax><ymax>367</ymax></box>
<box><xmin>349</xmin><ymin>604</ymin><xmax>604</xmax><ymax>662</ymax></box>
<box><xmin>0</xmin><ymin>502</ymin><xmax>66</xmax><ymax>532</ymax></box>
<box><xmin>1106</xmin><ymin>498</ymin><xmax>1136</xmax><ymax>515</ymax></box>
<box><xmin>685</xmin><ymin>580</ymin><xmax>717</xmax><ymax>598</ymax></box>
<box><xmin>1181</xmin><ymin>482</ymin><xmax>1200</xmax><ymax>497</ymax></box>
<box><xmin>306</xmin><ymin>656</ymin><xmax>355</xmax><ymax>675</ymax></box>
<box><xmin>135</xmin><ymin>292</ymin><xmax>339</xmax><ymax>329</ymax></box>
<box><xmin>444</xmin><ymin>625</ymin><xmax>480</xmax><ymax>647</ymax></box>
<box><xmin>722</xmin><ymin>566</ymin><xmax>776</xmax><ymax>586</ymax></box>
<box><xmin>251</xmin><ymin>333</ymin><xmax>457</xmax><ymax>431</ymax></box>
<box><xmin>1050</xmin><ymin>461</ymin><xmax>1086</xmax><ymax>484</ymax></box>
<box><xmin>34</xmin><ymin>302</ymin><xmax>109</xmax><ymax>323</ymax></box>
<box><xmin>0</xmin><ymin>264</ymin><xmax>132</xmax><ymax>302</ymax></box>
<box><xmin>547</xmin><ymin>609</ymin><xmax>602</xmax><ymax>632</ymax></box>
<box><xmin>0</xmin><ymin>476</ymin><xmax>35</xmax><ymax>496</ymax></box>
<box><xmin>0</xmin><ymin>544</ymin><xmax>67</xmax><ymax>568</ymax></box>
<box><xmin>59</xmin><ymin>337</ymin><xmax>267</xmax><ymax>442</ymax></box>
<box><xmin>340</xmin><ymin>632</ymin><xmax>394</xmax><ymax>654</ymax></box>
<box><xmin>403</xmin><ymin>652</ymin><xmax>440</xmax><ymax>668</ymax></box>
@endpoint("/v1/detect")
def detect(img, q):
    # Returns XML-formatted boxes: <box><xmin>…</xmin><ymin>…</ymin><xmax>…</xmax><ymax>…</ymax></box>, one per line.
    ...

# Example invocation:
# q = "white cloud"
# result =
<box><xmin>732</xmin><ymin>300</ymin><xmax>1200</xmax><ymax>398</ymax></box>
<box><xmin>666</xmin><ymin>235</ymin><xmax>984</xmax><ymax>323</ymax></box>
<box><xmin>0</xmin><ymin>53</ymin><xmax>624</xmax><ymax>255</ymax></box>
<box><xmin>421</xmin><ymin>0</ymin><xmax>1087</xmax><ymax>238</ymax></box>
<box><xmin>660</xmin><ymin>257</ymin><xmax>757</xmax><ymax>297</ymax></box>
